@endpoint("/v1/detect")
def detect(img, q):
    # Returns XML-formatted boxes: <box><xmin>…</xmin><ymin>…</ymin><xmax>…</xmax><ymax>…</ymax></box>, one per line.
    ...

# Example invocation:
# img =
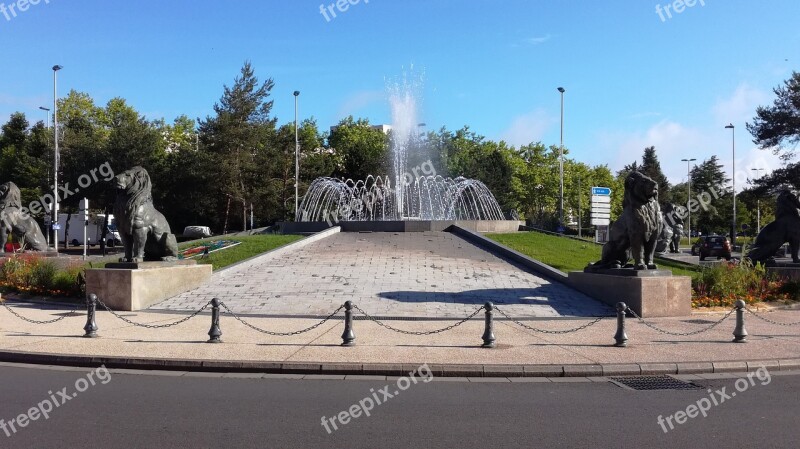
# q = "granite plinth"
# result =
<box><xmin>105</xmin><ymin>260</ymin><xmax>197</xmax><ymax>270</ymax></box>
<box><xmin>766</xmin><ymin>264</ymin><xmax>800</xmax><ymax>281</ymax></box>
<box><xmin>85</xmin><ymin>262</ymin><xmax>212</xmax><ymax>311</ymax></box>
<box><xmin>568</xmin><ymin>271</ymin><xmax>692</xmax><ymax>317</ymax></box>
<box><xmin>583</xmin><ymin>267</ymin><xmax>674</xmax><ymax>277</ymax></box>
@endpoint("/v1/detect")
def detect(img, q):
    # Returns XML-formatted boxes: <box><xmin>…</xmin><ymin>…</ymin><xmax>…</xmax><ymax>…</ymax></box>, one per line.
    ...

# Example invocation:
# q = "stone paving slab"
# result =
<box><xmin>152</xmin><ymin>232</ymin><xmax>612</xmax><ymax>318</ymax></box>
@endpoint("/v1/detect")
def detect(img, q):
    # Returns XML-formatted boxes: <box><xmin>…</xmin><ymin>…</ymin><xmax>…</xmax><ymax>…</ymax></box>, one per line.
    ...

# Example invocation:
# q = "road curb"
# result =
<box><xmin>1</xmin><ymin>350</ymin><xmax>797</xmax><ymax>378</ymax></box>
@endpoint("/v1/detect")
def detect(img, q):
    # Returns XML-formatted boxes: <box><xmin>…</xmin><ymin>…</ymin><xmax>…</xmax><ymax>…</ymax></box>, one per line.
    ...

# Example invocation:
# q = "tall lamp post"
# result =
<box><xmin>681</xmin><ymin>158</ymin><xmax>696</xmax><ymax>242</ymax></box>
<box><xmin>39</xmin><ymin>106</ymin><xmax>50</xmax><ymax>128</ymax></box>
<box><xmin>294</xmin><ymin>91</ymin><xmax>300</xmax><ymax>221</ymax></box>
<box><xmin>557</xmin><ymin>87</ymin><xmax>565</xmax><ymax>232</ymax></box>
<box><xmin>52</xmin><ymin>65</ymin><xmax>62</xmax><ymax>254</ymax></box>
<box><xmin>752</xmin><ymin>168</ymin><xmax>765</xmax><ymax>233</ymax></box>
<box><xmin>725</xmin><ymin>123</ymin><xmax>736</xmax><ymax>244</ymax></box>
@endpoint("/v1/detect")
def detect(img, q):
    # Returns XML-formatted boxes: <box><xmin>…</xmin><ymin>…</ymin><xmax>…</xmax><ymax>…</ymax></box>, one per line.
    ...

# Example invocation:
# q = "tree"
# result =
<box><xmin>328</xmin><ymin>117</ymin><xmax>388</xmax><ymax>181</ymax></box>
<box><xmin>639</xmin><ymin>146</ymin><xmax>671</xmax><ymax>202</ymax></box>
<box><xmin>198</xmin><ymin>62</ymin><xmax>277</xmax><ymax>230</ymax></box>
<box><xmin>747</xmin><ymin>71</ymin><xmax>800</xmax><ymax>160</ymax></box>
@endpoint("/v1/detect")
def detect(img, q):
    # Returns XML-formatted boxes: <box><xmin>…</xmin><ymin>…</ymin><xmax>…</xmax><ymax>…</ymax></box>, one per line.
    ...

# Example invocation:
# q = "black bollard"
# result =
<box><xmin>341</xmin><ymin>301</ymin><xmax>355</xmax><ymax>347</ymax></box>
<box><xmin>482</xmin><ymin>302</ymin><xmax>496</xmax><ymax>348</ymax></box>
<box><xmin>207</xmin><ymin>298</ymin><xmax>222</xmax><ymax>343</ymax></box>
<box><xmin>733</xmin><ymin>299</ymin><xmax>748</xmax><ymax>343</ymax></box>
<box><xmin>614</xmin><ymin>302</ymin><xmax>628</xmax><ymax>347</ymax></box>
<box><xmin>83</xmin><ymin>294</ymin><xmax>98</xmax><ymax>338</ymax></box>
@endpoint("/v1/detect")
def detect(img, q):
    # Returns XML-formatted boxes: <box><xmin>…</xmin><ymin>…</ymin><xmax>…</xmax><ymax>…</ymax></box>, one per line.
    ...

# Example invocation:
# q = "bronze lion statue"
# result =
<box><xmin>0</xmin><ymin>182</ymin><xmax>48</xmax><ymax>252</ymax></box>
<box><xmin>591</xmin><ymin>171</ymin><xmax>661</xmax><ymax>270</ymax></box>
<box><xmin>113</xmin><ymin>166</ymin><xmax>178</xmax><ymax>262</ymax></box>
<box><xmin>747</xmin><ymin>189</ymin><xmax>800</xmax><ymax>264</ymax></box>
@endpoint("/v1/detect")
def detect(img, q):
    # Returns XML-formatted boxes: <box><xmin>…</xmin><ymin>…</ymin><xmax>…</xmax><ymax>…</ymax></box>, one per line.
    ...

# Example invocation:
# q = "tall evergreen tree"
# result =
<box><xmin>639</xmin><ymin>146</ymin><xmax>671</xmax><ymax>202</ymax></box>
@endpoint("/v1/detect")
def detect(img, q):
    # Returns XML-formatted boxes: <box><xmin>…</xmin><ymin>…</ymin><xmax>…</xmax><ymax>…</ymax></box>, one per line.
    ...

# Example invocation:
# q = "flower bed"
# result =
<box><xmin>692</xmin><ymin>260</ymin><xmax>799</xmax><ymax>308</ymax></box>
<box><xmin>0</xmin><ymin>254</ymin><xmax>83</xmax><ymax>298</ymax></box>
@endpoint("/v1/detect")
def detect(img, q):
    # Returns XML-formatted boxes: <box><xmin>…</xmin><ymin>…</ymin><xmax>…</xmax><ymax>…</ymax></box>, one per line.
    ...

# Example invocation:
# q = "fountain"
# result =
<box><xmin>287</xmin><ymin>69</ymin><xmax>518</xmax><ymax>233</ymax></box>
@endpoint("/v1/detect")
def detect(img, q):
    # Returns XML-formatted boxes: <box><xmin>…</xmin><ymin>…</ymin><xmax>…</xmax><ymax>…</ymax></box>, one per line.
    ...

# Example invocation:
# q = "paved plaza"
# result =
<box><xmin>151</xmin><ymin>232</ymin><xmax>612</xmax><ymax>318</ymax></box>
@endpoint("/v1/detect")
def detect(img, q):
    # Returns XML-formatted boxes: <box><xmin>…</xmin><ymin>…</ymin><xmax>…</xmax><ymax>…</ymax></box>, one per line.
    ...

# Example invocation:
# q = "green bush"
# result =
<box><xmin>692</xmin><ymin>260</ymin><xmax>785</xmax><ymax>307</ymax></box>
<box><xmin>0</xmin><ymin>254</ymin><xmax>83</xmax><ymax>297</ymax></box>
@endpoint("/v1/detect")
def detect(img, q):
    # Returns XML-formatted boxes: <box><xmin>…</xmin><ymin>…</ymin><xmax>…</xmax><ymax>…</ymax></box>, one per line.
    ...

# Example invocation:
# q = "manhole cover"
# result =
<box><xmin>610</xmin><ymin>375</ymin><xmax>703</xmax><ymax>391</ymax></box>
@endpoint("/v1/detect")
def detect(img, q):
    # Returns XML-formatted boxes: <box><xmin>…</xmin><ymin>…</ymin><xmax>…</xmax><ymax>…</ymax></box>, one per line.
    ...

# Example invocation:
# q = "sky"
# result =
<box><xmin>1</xmin><ymin>0</ymin><xmax>798</xmax><ymax>189</ymax></box>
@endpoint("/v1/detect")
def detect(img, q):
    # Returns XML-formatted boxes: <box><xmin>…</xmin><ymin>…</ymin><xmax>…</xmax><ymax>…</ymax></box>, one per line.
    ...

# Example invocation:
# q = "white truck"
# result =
<box><xmin>55</xmin><ymin>213</ymin><xmax>122</xmax><ymax>247</ymax></box>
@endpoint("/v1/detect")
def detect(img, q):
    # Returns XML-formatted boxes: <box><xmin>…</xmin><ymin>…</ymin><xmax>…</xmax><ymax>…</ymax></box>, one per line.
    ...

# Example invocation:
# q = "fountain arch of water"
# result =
<box><xmin>299</xmin><ymin>175</ymin><xmax>505</xmax><ymax>222</ymax></box>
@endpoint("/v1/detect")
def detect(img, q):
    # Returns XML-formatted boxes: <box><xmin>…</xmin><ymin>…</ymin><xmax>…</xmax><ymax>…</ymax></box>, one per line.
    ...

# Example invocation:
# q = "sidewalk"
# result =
<box><xmin>2</xmin><ymin>301</ymin><xmax>799</xmax><ymax>377</ymax></box>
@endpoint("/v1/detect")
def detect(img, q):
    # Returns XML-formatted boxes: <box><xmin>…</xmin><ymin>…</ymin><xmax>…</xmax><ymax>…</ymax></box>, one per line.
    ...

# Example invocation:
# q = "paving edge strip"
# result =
<box><xmin>0</xmin><ymin>350</ymin><xmax>798</xmax><ymax>378</ymax></box>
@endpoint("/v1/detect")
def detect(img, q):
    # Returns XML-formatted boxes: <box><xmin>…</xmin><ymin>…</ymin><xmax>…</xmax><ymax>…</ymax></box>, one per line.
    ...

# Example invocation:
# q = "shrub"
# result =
<box><xmin>0</xmin><ymin>254</ymin><xmax>83</xmax><ymax>298</ymax></box>
<box><xmin>692</xmin><ymin>260</ymin><xmax>789</xmax><ymax>307</ymax></box>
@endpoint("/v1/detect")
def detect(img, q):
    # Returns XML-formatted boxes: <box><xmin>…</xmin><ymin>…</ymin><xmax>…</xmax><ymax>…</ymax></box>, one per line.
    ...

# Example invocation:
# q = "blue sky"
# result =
<box><xmin>1</xmin><ymin>0</ymin><xmax>798</xmax><ymax>187</ymax></box>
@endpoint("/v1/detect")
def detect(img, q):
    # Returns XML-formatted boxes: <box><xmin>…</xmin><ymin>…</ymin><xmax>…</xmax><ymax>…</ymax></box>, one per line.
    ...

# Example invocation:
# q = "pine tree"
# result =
<box><xmin>639</xmin><ymin>146</ymin><xmax>671</xmax><ymax>202</ymax></box>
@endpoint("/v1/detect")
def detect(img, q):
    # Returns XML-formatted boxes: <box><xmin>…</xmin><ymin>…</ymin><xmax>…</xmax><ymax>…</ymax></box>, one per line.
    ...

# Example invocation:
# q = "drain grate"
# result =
<box><xmin>610</xmin><ymin>375</ymin><xmax>703</xmax><ymax>391</ymax></box>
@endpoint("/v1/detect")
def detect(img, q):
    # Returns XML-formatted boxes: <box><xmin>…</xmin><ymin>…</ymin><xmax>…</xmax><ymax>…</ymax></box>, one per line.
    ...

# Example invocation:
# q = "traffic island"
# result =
<box><xmin>85</xmin><ymin>260</ymin><xmax>212</xmax><ymax>311</ymax></box>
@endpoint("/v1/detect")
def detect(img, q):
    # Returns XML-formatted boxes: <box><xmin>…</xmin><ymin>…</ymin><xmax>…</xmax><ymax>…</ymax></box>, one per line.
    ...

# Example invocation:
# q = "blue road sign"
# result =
<box><xmin>592</xmin><ymin>187</ymin><xmax>611</xmax><ymax>196</ymax></box>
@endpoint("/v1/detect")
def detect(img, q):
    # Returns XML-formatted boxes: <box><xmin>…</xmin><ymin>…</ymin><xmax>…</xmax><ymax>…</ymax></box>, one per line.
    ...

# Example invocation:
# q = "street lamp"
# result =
<box><xmin>557</xmin><ymin>87</ymin><xmax>565</xmax><ymax>232</ymax></box>
<box><xmin>681</xmin><ymin>158</ymin><xmax>696</xmax><ymax>242</ymax></box>
<box><xmin>39</xmin><ymin>106</ymin><xmax>50</xmax><ymax>128</ymax></box>
<box><xmin>294</xmin><ymin>90</ymin><xmax>300</xmax><ymax>221</ymax></box>
<box><xmin>725</xmin><ymin>123</ymin><xmax>736</xmax><ymax>244</ymax></box>
<box><xmin>52</xmin><ymin>65</ymin><xmax>62</xmax><ymax>254</ymax></box>
<box><xmin>752</xmin><ymin>168</ymin><xmax>765</xmax><ymax>233</ymax></box>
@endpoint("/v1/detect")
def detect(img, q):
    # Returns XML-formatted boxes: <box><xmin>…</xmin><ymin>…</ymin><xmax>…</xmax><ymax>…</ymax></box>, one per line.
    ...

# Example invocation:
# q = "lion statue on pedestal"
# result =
<box><xmin>591</xmin><ymin>171</ymin><xmax>661</xmax><ymax>270</ymax></box>
<box><xmin>0</xmin><ymin>182</ymin><xmax>48</xmax><ymax>252</ymax></box>
<box><xmin>113</xmin><ymin>166</ymin><xmax>178</xmax><ymax>263</ymax></box>
<box><xmin>746</xmin><ymin>189</ymin><xmax>800</xmax><ymax>264</ymax></box>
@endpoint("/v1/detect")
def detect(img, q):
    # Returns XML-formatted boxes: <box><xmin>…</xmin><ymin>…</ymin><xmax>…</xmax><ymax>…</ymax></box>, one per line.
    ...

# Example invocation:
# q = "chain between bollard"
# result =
<box><xmin>626</xmin><ymin>306</ymin><xmax>735</xmax><ymax>336</ymax></box>
<box><xmin>94</xmin><ymin>295</ymin><xmax>212</xmax><ymax>328</ymax></box>
<box><xmin>744</xmin><ymin>305</ymin><xmax>800</xmax><ymax>326</ymax></box>
<box><xmin>352</xmin><ymin>304</ymin><xmax>484</xmax><ymax>336</ymax></box>
<box><xmin>2</xmin><ymin>301</ymin><xmax>81</xmax><ymax>325</ymax></box>
<box><xmin>493</xmin><ymin>306</ymin><xmax>606</xmax><ymax>334</ymax></box>
<box><xmin>219</xmin><ymin>302</ymin><xmax>344</xmax><ymax>336</ymax></box>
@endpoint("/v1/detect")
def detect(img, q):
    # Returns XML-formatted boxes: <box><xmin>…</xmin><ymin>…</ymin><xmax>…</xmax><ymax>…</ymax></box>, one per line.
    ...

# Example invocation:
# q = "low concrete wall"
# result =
<box><xmin>278</xmin><ymin>220</ymin><xmax>523</xmax><ymax>234</ymax></box>
<box><xmin>567</xmin><ymin>272</ymin><xmax>692</xmax><ymax>317</ymax></box>
<box><xmin>86</xmin><ymin>264</ymin><xmax>213</xmax><ymax>311</ymax></box>
<box><xmin>447</xmin><ymin>225</ymin><xmax>567</xmax><ymax>282</ymax></box>
<box><xmin>216</xmin><ymin>226</ymin><xmax>341</xmax><ymax>275</ymax></box>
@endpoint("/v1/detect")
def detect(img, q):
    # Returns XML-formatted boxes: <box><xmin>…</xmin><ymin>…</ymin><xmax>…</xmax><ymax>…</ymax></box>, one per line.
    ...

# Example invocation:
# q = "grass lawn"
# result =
<box><xmin>178</xmin><ymin>234</ymin><xmax>303</xmax><ymax>270</ymax></box>
<box><xmin>486</xmin><ymin>231</ymin><xmax>701</xmax><ymax>279</ymax></box>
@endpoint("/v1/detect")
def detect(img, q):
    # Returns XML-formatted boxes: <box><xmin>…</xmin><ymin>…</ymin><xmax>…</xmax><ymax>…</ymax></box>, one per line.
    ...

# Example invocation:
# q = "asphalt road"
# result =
<box><xmin>0</xmin><ymin>364</ymin><xmax>798</xmax><ymax>449</ymax></box>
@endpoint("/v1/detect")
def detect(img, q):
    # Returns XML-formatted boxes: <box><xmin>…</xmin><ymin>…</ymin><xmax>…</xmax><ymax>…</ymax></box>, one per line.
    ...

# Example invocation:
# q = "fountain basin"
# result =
<box><xmin>277</xmin><ymin>220</ymin><xmax>523</xmax><ymax>235</ymax></box>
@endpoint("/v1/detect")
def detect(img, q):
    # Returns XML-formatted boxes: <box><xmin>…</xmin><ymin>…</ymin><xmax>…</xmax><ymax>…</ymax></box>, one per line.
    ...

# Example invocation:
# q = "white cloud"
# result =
<box><xmin>712</xmin><ymin>83</ymin><xmax>769</xmax><ymax>127</ymax></box>
<box><xmin>499</xmin><ymin>109</ymin><xmax>555</xmax><ymax>147</ymax></box>
<box><xmin>525</xmin><ymin>34</ymin><xmax>552</xmax><ymax>45</ymax></box>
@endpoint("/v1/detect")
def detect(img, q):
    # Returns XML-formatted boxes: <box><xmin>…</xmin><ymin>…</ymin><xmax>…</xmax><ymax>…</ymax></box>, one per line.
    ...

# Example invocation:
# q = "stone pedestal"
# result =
<box><xmin>568</xmin><ymin>271</ymin><xmax>692</xmax><ymax>317</ymax></box>
<box><xmin>766</xmin><ymin>263</ymin><xmax>800</xmax><ymax>281</ymax></box>
<box><xmin>85</xmin><ymin>261</ymin><xmax>212</xmax><ymax>311</ymax></box>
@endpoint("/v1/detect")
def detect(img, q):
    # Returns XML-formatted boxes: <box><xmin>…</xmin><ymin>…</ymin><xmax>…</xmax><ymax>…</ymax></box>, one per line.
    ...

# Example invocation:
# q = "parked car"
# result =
<box><xmin>691</xmin><ymin>235</ymin><xmax>732</xmax><ymax>261</ymax></box>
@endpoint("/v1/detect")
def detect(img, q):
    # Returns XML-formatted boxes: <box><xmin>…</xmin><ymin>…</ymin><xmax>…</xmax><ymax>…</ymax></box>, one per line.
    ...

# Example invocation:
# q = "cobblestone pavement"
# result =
<box><xmin>151</xmin><ymin>232</ymin><xmax>612</xmax><ymax>318</ymax></box>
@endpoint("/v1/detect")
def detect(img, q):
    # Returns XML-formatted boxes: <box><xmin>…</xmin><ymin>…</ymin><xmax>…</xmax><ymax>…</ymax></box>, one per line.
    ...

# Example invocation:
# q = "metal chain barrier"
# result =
<box><xmin>2</xmin><ymin>302</ymin><xmax>81</xmax><ymax>325</ymax></box>
<box><xmin>352</xmin><ymin>304</ymin><xmax>484</xmax><ymax>335</ymax></box>
<box><xmin>627</xmin><ymin>307</ymin><xmax>734</xmax><ymax>336</ymax></box>
<box><xmin>94</xmin><ymin>296</ymin><xmax>212</xmax><ymax>329</ymax></box>
<box><xmin>744</xmin><ymin>307</ymin><xmax>800</xmax><ymax>326</ymax></box>
<box><xmin>219</xmin><ymin>302</ymin><xmax>344</xmax><ymax>336</ymax></box>
<box><xmin>493</xmin><ymin>306</ymin><xmax>607</xmax><ymax>334</ymax></box>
